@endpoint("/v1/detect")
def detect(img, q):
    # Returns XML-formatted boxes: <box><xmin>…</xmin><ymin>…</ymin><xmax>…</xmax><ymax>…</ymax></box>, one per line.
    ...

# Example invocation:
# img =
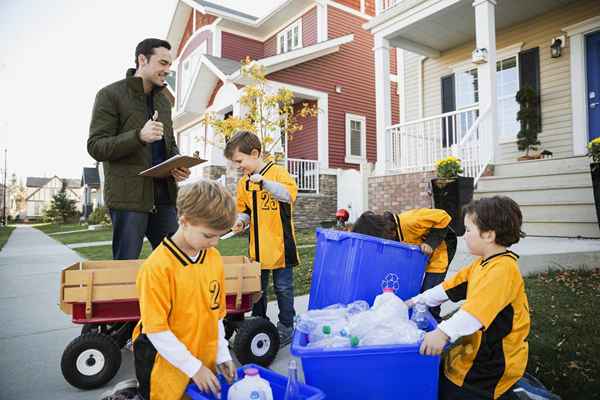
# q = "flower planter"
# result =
<box><xmin>591</xmin><ymin>163</ymin><xmax>600</xmax><ymax>230</ymax></box>
<box><xmin>431</xmin><ymin>176</ymin><xmax>474</xmax><ymax>236</ymax></box>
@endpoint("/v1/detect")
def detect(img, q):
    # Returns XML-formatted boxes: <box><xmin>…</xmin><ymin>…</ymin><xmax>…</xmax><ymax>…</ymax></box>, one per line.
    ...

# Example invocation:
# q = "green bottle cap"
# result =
<box><xmin>322</xmin><ymin>325</ymin><xmax>331</xmax><ymax>334</ymax></box>
<box><xmin>350</xmin><ymin>336</ymin><xmax>359</xmax><ymax>347</ymax></box>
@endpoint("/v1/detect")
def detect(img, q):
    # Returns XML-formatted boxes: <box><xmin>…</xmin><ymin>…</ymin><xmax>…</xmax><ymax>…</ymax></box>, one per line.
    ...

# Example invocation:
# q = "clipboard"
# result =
<box><xmin>138</xmin><ymin>155</ymin><xmax>206</xmax><ymax>178</ymax></box>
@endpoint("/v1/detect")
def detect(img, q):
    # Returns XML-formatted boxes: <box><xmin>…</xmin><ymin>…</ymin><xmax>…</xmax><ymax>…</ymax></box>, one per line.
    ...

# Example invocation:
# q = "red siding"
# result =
<box><xmin>221</xmin><ymin>32</ymin><xmax>264</xmax><ymax>62</ymax></box>
<box><xmin>180</xmin><ymin>30</ymin><xmax>213</xmax><ymax>60</ymax></box>
<box><xmin>207</xmin><ymin>80</ymin><xmax>224</xmax><ymax>108</ymax></box>
<box><xmin>391</xmin><ymin>82</ymin><xmax>399</xmax><ymax>125</ymax></box>
<box><xmin>263</xmin><ymin>6</ymin><xmax>318</xmax><ymax>58</ymax></box>
<box><xmin>267</xmin><ymin>6</ymin><xmax>376</xmax><ymax>169</ymax></box>
<box><xmin>390</xmin><ymin>47</ymin><xmax>397</xmax><ymax>74</ymax></box>
<box><xmin>178</xmin><ymin>13</ymin><xmax>194</xmax><ymax>57</ymax></box>
<box><xmin>195</xmin><ymin>11</ymin><xmax>216</xmax><ymax>30</ymax></box>
<box><xmin>288</xmin><ymin>101</ymin><xmax>318</xmax><ymax>159</ymax></box>
<box><xmin>365</xmin><ymin>0</ymin><xmax>375</xmax><ymax>16</ymax></box>
<box><xmin>335</xmin><ymin>0</ymin><xmax>361</xmax><ymax>11</ymax></box>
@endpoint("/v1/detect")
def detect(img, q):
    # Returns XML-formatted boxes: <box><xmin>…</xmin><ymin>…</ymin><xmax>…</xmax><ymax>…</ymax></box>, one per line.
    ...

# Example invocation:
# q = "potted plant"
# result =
<box><xmin>516</xmin><ymin>85</ymin><xmax>541</xmax><ymax>160</ymax></box>
<box><xmin>431</xmin><ymin>156</ymin><xmax>474</xmax><ymax>236</ymax></box>
<box><xmin>588</xmin><ymin>137</ymin><xmax>600</xmax><ymax>229</ymax></box>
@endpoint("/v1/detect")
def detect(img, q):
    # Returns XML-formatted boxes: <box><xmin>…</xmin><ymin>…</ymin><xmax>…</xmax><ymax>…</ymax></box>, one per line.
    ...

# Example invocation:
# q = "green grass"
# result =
<box><xmin>525</xmin><ymin>268</ymin><xmax>600</xmax><ymax>399</ymax></box>
<box><xmin>34</xmin><ymin>223</ymin><xmax>87</xmax><ymax>235</ymax></box>
<box><xmin>0</xmin><ymin>225</ymin><xmax>16</xmax><ymax>252</ymax></box>
<box><xmin>49</xmin><ymin>228</ymin><xmax>112</xmax><ymax>245</ymax></box>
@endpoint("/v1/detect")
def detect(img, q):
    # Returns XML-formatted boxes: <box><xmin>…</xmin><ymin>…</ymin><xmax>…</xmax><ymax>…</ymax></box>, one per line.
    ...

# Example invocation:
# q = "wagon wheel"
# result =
<box><xmin>224</xmin><ymin>313</ymin><xmax>245</xmax><ymax>340</ymax></box>
<box><xmin>61</xmin><ymin>333</ymin><xmax>122</xmax><ymax>390</ymax></box>
<box><xmin>233</xmin><ymin>318</ymin><xmax>279</xmax><ymax>367</ymax></box>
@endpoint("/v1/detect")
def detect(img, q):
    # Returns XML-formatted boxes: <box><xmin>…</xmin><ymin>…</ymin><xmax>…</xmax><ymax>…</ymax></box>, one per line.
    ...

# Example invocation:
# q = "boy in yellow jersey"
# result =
<box><xmin>409</xmin><ymin>196</ymin><xmax>529</xmax><ymax>400</ymax></box>
<box><xmin>102</xmin><ymin>180</ymin><xmax>238</xmax><ymax>400</ymax></box>
<box><xmin>352</xmin><ymin>208</ymin><xmax>457</xmax><ymax>321</ymax></box>
<box><xmin>225</xmin><ymin>131</ymin><xmax>299</xmax><ymax>346</ymax></box>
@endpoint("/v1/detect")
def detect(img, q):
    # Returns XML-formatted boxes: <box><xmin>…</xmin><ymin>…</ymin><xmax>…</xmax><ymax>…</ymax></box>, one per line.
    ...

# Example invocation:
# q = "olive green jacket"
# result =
<box><xmin>88</xmin><ymin>69</ymin><xmax>179</xmax><ymax>212</ymax></box>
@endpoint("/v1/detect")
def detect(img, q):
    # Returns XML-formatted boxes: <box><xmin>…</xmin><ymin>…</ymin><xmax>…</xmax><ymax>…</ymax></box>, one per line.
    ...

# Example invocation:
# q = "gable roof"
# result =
<box><xmin>82</xmin><ymin>167</ymin><xmax>101</xmax><ymax>188</ymax></box>
<box><xmin>26</xmin><ymin>177</ymin><xmax>52</xmax><ymax>188</ymax></box>
<box><xmin>204</xmin><ymin>55</ymin><xmax>241</xmax><ymax>75</ymax></box>
<box><xmin>189</xmin><ymin>0</ymin><xmax>259</xmax><ymax>21</ymax></box>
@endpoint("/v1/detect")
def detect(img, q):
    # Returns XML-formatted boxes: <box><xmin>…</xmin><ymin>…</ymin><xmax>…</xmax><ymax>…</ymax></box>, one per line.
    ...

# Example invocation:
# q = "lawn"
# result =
<box><xmin>0</xmin><ymin>225</ymin><xmax>16</xmax><ymax>252</ymax></box>
<box><xmin>48</xmin><ymin>227</ymin><xmax>112</xmax><ymax>245</ymax></box>
<box><xmin>34</xmin><ymin>223</ymin><xmax>88</xmax><ymax>235</ymax></box>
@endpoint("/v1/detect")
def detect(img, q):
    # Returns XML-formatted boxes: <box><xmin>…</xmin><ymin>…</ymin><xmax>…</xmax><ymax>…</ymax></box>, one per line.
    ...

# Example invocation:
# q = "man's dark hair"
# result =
<box><xmin>135</xmin><ymin>38</ymin><xmax>172</xmax><ymax>69</ymax></box>
<box><xmin>352</xmin><ymin>211</ymin><xmax>398</xmax><ymax>241</ymax></box>
<box><xmin>463</xmin><ymin>196</ymin><xmax>525</xmax><ymax>247</ymax></box>
<box><xmin>224</xmin><ymin>131</ymin><xmax>262</xmax><ymax>159</ymax></box>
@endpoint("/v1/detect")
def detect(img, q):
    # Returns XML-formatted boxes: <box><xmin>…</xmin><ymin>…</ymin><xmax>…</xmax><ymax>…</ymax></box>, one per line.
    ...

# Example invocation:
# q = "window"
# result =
<box><xmin>345</xmin><ymin>114</ymin><xmax>366</xmax><ymax>163</ymax></box>
<box><xmin>453</xmin><ymin>55</ymin><xmax>520</xmax><ymax>141</ymax></box>
<box><xmin>178</xmin><ymin>41</ymin><xmax>207</xmax><ymax>108</ymax></box>
<box><xmin>277</xmin><ymin>20</ymin><xmax>302</xmax><ymax>54</ymax></box>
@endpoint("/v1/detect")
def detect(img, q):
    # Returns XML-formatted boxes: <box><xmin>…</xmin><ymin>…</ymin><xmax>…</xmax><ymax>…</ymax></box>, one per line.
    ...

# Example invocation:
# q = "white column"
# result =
<box><xmin>374</xmin><ymin>34</ymin><xmax>392</xmax><ymax>175</ymax></box>
<box><xmin>569</xmin><ymin>33</ymin><xmax>588</xmax><ymax>155</ymax></box>
<box><xmin>473</xmin><ymin>0</ymin><xmax>497</xmax><ymax>163</ymax></box>
<box><xmin>317</xmin><ymin>95</ymin><xmax>329</xmax><ymax>169</ymax></box>
<box><xmin>316</xmin><ymin>2</ymin><xmax>328</xmax><ymax>43</ymax></box>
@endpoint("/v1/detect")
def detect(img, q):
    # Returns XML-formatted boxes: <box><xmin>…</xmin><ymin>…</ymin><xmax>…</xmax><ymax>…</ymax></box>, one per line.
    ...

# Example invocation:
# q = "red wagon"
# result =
<box><xmin>59</xmin><ymin>257</ymin><xmax>279</xmax><ymax>390</ymax></box>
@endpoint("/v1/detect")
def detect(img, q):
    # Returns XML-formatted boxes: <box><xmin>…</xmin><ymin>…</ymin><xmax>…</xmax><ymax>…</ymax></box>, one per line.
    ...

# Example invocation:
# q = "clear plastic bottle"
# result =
<box><xmin>308</xmin><ymin>324</ymin><xmax>332</xmax><ymax>344</ymax></box>
<box><xmin>410</xmin><ymin>303</ymin><xmax>429</xmax><ymax>330</ymax></box>
<box><xmin>283</xmin><ymin>360</ymin><xmax>300</xmax><ymax>400</ymax></box>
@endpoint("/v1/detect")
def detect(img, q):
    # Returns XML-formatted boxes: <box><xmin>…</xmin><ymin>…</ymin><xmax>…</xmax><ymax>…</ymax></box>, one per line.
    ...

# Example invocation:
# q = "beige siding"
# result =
<box><xmin>402</xmin><ymin>0</ymin><xmax>599</xmax><ymax>162</ymax></box>
<box><xmin>402</xmin><ymin>51</ymin><xmax>422</xmax><ymax>122</ymax></box>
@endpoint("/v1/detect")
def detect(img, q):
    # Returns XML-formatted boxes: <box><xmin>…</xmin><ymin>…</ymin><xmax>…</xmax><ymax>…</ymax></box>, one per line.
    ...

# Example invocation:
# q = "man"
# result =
<box><xmin>88</xmin><ymin>38</ymin><xmax>190</xmax><ymax>260</ymax></box>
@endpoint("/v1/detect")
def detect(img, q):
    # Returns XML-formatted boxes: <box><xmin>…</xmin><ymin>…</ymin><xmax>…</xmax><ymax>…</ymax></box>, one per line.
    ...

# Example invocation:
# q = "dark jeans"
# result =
<box><xmin>421</xmin><ymin>271</ymin><xmax>447</xmax><ymax>322</ymax></box>
<box><xmin>439</xmin><ymin>373</ymin><xmax>519</xmax><ymax>400</ymax></box>
<box><xmin>251</xmin><ymin>265</ymin><xmax>295</xmax><ymax>328</ymax></box>
<box><xmin>110</xmin><ymin>206</ymin><xmax>178</xmax><ymax>260</ymax></box>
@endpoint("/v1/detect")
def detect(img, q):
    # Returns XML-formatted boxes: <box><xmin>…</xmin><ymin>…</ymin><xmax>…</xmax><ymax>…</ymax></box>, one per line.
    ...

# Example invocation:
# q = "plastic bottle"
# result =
<box><xmin>307</xmin><ymin>334</ymin><xmax>360</xmax><ymax>349</ymax></box>
<box><xmin>410</xmin><ymin>303</ymin><xmax>429</xmax><ymax>330</ymax></box>
<box><xmin>345</xmin><ymin>300</ymin><xmax>370</xmax><ymax>317</ymax></box>
<box><xmin>227</xmin><ymin>368</ymin><xmax>273</xmax><ymax>400</ymax></box>
<box><xmin>308</xmin><ymin>324</ymin><xmax>332</xmax><ymax>344</ymax></box>
<box><xmin>372</xmin><ymin>288</ymin><xmax>409</xmax><ymax>321</ymax></box>
<box><xmin>283</xmin><ymin>360</ymin><xmax>300</xmax><ymax>400</ymax></box>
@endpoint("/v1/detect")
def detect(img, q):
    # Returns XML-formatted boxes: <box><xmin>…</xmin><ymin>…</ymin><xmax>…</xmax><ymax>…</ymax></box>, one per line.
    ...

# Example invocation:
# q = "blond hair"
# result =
<box><xmin>176</xmin><ymin>179</ymin><xmax>236</xmax><ymax>231</ymax></box>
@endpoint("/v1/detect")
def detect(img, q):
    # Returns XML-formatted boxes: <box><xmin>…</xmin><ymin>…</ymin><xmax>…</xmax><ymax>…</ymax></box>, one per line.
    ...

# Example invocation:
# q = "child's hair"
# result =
<box><xmin>176</xmin><ymin>179</ymin><xmax>236</xmax><ymax>231</ymax></box>
<box><xmin>463</xmin><ymin>196</ymin><xmax>525</xmax><ymax>246</ymax></box>
<box><xmin>352</xmin><ymin>211</ymin><xmax>398</xmax><ymax>241</ymax></box>
<box><xmin>224</xmin><ymin>131</ymin><xmax>262</xmax><ymax>159</ymax></box>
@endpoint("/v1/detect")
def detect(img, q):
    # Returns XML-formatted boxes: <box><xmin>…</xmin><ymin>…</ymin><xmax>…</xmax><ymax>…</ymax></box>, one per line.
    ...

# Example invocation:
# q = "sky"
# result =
<box><xmin>0</xmin><ymin>0</ymin><xmax>282</xmax><ymax>183</ymax></box>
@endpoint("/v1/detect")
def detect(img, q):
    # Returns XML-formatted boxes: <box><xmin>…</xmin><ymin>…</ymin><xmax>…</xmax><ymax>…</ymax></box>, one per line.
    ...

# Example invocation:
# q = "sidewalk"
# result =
<box><xmin>0</xmin><ymin>226</ymin><xmax>301</xmax><ymax>399</ymax></box>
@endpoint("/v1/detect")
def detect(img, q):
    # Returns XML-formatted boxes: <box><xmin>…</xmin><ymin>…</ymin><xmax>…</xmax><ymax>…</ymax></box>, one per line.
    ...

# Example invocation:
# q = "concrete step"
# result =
<box><xmin>477</xmin><ymin>170</ymin><xmax>591</xmax><ymax>192</ymax></box>
<box><xmin>522</xmin><ymin>221</ymin><xmax>600</xmax><ymax>238</ymax></box>
<box><xmin>520</xmin><ymin>203</ymin><xmax>597</xmax><ymax>222</ymax></box>
<box><xmin>474</xmin><ymin>185</ymin><xmax>594</xmax><ymax>204</ymax></box>
<box><xmin>492</xmin><ymin>156</ymin><xmax>590</xmax><ymax>177</ymax></box>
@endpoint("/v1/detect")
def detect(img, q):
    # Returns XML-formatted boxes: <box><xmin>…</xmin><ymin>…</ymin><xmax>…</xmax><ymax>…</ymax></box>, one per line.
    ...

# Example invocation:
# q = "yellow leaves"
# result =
<box><xmin>435</xmin><ymin>156</ymin><xmax>463</xmax><ymax>179</ymax></box>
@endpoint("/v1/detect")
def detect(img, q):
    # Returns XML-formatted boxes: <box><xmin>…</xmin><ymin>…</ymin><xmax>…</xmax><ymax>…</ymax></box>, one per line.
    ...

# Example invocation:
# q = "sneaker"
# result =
<box><xmin>98</xmin><ymin>379</ymin><xmax>139</xmax><ymax>400</ymax></box>
<box><xmin>277</xmin><ymin>321</ymin><xmax>294</xmax><ymax>347</ymax></box>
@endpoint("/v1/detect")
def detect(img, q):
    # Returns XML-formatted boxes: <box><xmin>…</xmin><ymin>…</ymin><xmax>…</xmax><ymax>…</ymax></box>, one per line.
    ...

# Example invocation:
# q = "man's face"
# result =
<box><xmin>138</xmin><ymin>46</ymin><xmax>172</xmax><ymax>87</ymax></box>
<box><xmin>230</xmin><ymin>149</ymin><xmax>261</xmax><ymax>176</ymax></box>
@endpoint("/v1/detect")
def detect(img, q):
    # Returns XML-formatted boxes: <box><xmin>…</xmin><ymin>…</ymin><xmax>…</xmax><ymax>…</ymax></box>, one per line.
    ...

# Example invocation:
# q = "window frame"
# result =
<box><xmin>277</xmin><ymin>19</ymin><xmax>302</xmax><ymax>55</ymax></box>
<box><xmin>345</xmin><ymin>113</ymin><xmax>367</xmax><ymax>164</ymax></box>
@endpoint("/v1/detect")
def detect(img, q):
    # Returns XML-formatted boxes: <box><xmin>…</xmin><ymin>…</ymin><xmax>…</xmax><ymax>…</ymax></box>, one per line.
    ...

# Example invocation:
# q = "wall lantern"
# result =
<box><xmin>551</xmin><ymin>36</ymin><xmax>565</xmax><ymax>58</ymax></box>
<box><xmin>471</xmin><ymin>48</ymin><xmax>488</xmax><ymax>64</ymax></box>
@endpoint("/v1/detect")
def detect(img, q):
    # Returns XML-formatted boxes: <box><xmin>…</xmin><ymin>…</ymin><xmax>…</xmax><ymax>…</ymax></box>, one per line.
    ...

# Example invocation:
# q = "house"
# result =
<box><xmin>165</xmin><ymin>0</ymin><xmax>403</xmax><ymax>226</ymax></box>
<box><xmin>81</xmin><ymin>164</ymin><xmax>103</xmax><ymax>219</ymax></box>
<box><xmin>25</xmin><ymin>176</ymin><xmax>82</xmax><ymax>220</ymax></box>
<box><xmin>365</xmin><ymin>0</ymin><xmax>600</xmax><ymax>238</ymax></box>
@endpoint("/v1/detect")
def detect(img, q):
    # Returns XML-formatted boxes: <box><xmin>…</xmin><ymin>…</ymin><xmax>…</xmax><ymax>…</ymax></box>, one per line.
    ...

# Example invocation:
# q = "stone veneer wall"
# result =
<box><xmin>294</xmin><ymin>173</ymin><xmax>338</xmax><ymax>229</ymax></box>
<box><xmin>368</xmin><ymin>170</ymin><xmax>435</xmax><ymax>213</ymax></box>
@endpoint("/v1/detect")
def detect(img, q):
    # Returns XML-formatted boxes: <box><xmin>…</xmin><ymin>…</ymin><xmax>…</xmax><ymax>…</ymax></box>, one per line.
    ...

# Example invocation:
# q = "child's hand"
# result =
<box><xmin>217</xmin><ymin>360</ymin><xmax>236</xmax><ymax>384</ymax></box>
<box><xmin>192</xmin><ymin>365</ymin><xmax>221</xmax><ymax>397</ymax></box>
<box><xmin>250</xmin><ymin>173</ymin><xmax>263</xmax><ymax>183</ymax></box>
<box><xmin>232</xmin><ymin>220</ymin><xmax>245</xmax><ymax>233</ymax></box>
<box><xmin>420</xmin><ymin>243</ymin><xmax>433</xmax><ymax>256</ymax></box>
<box><xmin>419</xmin><ymin>328</ymin><xmax>449</xmax><ymax>356</ymax></box>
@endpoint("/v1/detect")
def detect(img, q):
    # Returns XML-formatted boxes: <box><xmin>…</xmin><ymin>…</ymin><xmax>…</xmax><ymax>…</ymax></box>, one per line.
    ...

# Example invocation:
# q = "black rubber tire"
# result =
<box><xmin>224</xmin><ymin>314</ymin><xmax>244</xmax><ymax>340</ymax></box>
<box><xmin>80</xmin><ymin>322</ymin><xmax>135</xmax><ymax>348</ymax></box>
<box><xmin>233</xmin><ymin>318</ymin><xmax>280</xmax><ymax>367</ymax></box>
<box><xmin>61</xmin><ymin>333</ymin><xmax>122</xmax><ymax>390</ymax></box>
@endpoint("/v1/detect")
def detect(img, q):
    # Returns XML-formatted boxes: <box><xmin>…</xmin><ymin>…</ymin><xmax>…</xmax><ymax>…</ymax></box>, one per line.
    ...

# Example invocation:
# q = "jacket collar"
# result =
<box><xmin>125</xmin><ymin>68</ymin><xmax>165</xmax><ymax>96</ymax></box>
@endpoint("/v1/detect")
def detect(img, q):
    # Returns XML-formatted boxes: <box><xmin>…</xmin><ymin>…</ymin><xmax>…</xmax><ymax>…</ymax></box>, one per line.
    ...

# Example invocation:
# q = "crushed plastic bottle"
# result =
<box><xmin>359</xmin><ymin>322</ymin><xmax>425</xmax><ymax>346</ymax></box>
<box><xmin>371</xmin><ymin>288</ymin><xmax>409</xmax><ymax>321</ymax></box>
<box><xmin>410</xmin><ymin>303</ymin><xmax>429</xmax><ymax>330</ymax></box>
<box><xmin>345</xmin><ymin>300</ymin><xmax>369</xmax><ymax>317</ymax></box>
<box><xmin>307</xmin><ymin>334</ymin><xmax>360</xmax><ymax>349</ymax></box>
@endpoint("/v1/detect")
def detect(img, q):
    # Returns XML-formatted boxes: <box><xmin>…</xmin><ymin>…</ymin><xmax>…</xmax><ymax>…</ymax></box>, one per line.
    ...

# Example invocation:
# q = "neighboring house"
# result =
<box><xmin>81</xmin><ymin>165</ymin><xmax>102</xmax><ymax>219</ymax></box>
<box><xmin>165</xmin><ymin>0</ymin><xmax>400</xmax><ymax>226</ymax></box>
<box><xmin>25</xmin><ymin>176</ymin><xmax>82</xmax><ymax>220</ymax></box>
<box><xmin>365</xmin><ymin>0</ymin><xmax>600</xmax><ymax>238</ymax></box>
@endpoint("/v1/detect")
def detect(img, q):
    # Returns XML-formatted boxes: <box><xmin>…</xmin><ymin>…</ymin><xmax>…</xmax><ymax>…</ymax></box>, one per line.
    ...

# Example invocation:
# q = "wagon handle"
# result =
<box><xmin>85</xmin><ymin>271</ymin><xmax>94</xmax><ymax>319</ymax></box>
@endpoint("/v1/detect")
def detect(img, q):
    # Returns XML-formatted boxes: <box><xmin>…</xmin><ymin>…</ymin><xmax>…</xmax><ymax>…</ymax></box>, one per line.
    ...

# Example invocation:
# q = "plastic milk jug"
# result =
<box><xmin>228</xmin><ymin>368</ymin><xmax>274</xmax><ymax>400</ymax></box>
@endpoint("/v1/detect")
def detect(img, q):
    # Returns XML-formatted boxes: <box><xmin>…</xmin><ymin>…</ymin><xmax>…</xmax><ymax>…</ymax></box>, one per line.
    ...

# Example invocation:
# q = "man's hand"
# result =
<box><xmin>217</xmin><ymin>360</ymin><xmax>236</xmax><ymax>384</ymax></box>
<box><xmin>231</xmin><ymin>220</ymin><xmax>245</xmax><ymax>233</ymax></box>
<box><xmin>171</xmin><ymin>167</ymin><xmax>190</xmax><ymax>182</ymax></box>
<box><xmin>420</xmin><ymin>243</ymin><xmax>433</xmax><ymax>256</ymax></box>
<box><xmin>249</xmin><ymin>173</ymin><xmax>263</xmax><ymax>183</ymax></box>
<box><xmin>139</xmin><ymin>112</ymin><xmax>164</xmax><ymax>144</ymax></box>
<box><xmin>192</xmin><ymin>365</ymin><xmax>221</xmax><ymax>397</ymax></box>
<box><xmin>419</xmin><ymin>328</ymin><xmax>449</xmax><ymax>356</ymax></box>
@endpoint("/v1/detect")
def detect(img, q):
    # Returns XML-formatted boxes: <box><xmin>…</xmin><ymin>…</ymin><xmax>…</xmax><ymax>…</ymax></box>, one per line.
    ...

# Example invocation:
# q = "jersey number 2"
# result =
<box><xmin>208</xmin><ymin>280</ymin><xmax>220</xmax><ymax>310</ymax></box>
<box><xmin>260</xmin><ymin>192</ymin><xmax>278</xmax><ymax>211</ymax></box>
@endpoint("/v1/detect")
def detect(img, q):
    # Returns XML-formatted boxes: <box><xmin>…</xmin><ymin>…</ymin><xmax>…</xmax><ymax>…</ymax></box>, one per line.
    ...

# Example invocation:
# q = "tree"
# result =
<box><xmin>516</xmin><ymin>85</ymin><xmax>541</xmax><ymax>157</ymax></box>
<box><xmin>44</xmin><ymin>190</ymin><xmax>78</xmax><ymax>223</ymax></box>
<box><xmin>200</xmin><ymin>57</ymin><xmax>318</xmax><ymax>160</ymax></box>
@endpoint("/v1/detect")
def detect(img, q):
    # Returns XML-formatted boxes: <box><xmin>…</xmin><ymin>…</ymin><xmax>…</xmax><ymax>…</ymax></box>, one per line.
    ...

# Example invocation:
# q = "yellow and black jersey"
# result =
<box><xmin>132</xmin><ymin>237</ymin><xmax>226</xmax><ymax>400</ymax></box>
<box><xmin>442</xmin><ymin>251</ymin><xmax>530</xmax><ymax>399</ymax></box>
<box><xmin>236</xmin><ymin>161</ymin><xmax>299</xmax><ymax>270</ymax></box>
<box><xmin>393</xmin><ymin>208</ymin><xmax>454</xmax><ymax>273</ymax></box>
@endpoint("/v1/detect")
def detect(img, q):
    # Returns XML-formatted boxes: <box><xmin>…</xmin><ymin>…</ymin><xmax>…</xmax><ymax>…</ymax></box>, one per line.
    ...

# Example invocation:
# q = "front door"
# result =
<box><xmin>586</xmin><ymin>31</ymin><xmax>600</xmax><ymax>140</ymax></box>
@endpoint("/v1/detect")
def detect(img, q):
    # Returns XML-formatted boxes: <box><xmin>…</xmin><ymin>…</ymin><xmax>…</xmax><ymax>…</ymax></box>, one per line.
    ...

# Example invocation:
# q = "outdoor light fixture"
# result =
<box><xmin>471</xmin><ymin>48</ymin><xmax>488</xmax><ymax>64</ymax></box>
<box><xmin>551</xmin><ymin>36</ymin><xmax>565</xmax><ymax>58</ymax></box>
<box><xmin>335</xmin><ymin>85</ymin><xmax>343</xmax><ymax>93</ymax></box>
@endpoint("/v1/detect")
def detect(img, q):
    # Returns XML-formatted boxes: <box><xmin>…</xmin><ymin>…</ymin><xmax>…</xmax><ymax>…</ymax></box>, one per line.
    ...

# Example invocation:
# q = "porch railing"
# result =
<box><xmin>287</xmin><ymin>158</ymin><xmax>320</xmax><ymax>193</ymax></box>
<box><xmin>387</xmin><ymin>105</ymin><xmax>491</xmax><ymax>185</ymax></box>
<box><xmin>378</xmin><ymin>0</ymin><xmax>402</xmax><ymax>14</ymax></box>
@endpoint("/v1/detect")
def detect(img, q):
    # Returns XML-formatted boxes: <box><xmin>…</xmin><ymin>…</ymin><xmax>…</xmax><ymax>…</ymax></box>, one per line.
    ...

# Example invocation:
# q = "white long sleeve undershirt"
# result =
<box><xmin>146</xmin><ymin>320</ymin><xmax>231</xmax><ymax>378</ymax></box>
